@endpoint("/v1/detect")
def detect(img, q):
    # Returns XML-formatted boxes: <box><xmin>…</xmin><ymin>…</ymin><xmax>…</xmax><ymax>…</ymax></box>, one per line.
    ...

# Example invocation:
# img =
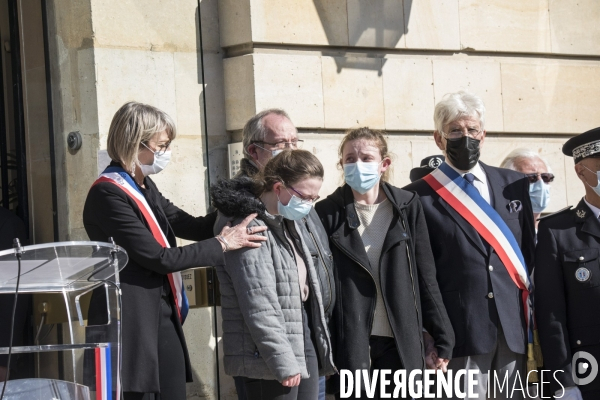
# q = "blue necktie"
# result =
<box><xmin>464</xmin><ymin>173</ymin><xmax>476</xmax><ymax>186</ymax></box>
<box><xmin>463</xmin><ymin>172</ymin><xmax>491</xmax><ymax>252</ymax></box>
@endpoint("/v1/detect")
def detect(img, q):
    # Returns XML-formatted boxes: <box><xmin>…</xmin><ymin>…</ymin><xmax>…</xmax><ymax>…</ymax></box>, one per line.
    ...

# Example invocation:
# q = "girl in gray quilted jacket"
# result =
<box><xmin>211</xmin><ymin>149</ymin><xmax>336</xmax><ymax>400</ymax></box>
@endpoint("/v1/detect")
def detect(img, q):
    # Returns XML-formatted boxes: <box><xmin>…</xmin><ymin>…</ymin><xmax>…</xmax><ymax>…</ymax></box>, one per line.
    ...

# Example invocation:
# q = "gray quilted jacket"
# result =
<box><xmin>211</xmin><ymin>177</ymin><xmax>337</xmax><ymax>381</ymax></box>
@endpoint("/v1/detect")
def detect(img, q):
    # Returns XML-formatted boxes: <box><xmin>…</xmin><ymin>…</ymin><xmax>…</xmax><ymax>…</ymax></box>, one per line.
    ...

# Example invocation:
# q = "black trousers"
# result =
<box><xmin>124</xmin><ymin>296</ymin><xmax>186</xmax><ymax>400</ymax></box>
<box><xmin>241</xmin><ymin>304</ymin><xmax>319</xmax><ymax>400</ymax></box>
<box><xmin>336</xmin><ymin>335</ymin><xmax>404</xmax><ymax>400</ymax></box>
<box><xmin>0</xmin><ymin>294</ymin><xmax>33</xmax><ymax>380</ymax></box>
<box><xmin>583</xmin><ymin>390</ymin><xmax>600</xmax><ymax>400</ymax></box>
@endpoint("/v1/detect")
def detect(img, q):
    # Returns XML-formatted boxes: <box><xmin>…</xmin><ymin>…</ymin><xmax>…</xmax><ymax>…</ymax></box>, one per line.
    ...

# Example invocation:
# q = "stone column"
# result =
<box><xmin>47</xmin><ymin>0</ymin><xmax>228</xmax><ymax>398</ymax></box>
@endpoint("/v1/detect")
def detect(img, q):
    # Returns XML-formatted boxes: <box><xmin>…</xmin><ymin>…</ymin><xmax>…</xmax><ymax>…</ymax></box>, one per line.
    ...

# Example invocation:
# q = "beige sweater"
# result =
<box><xmin>355</xmin><ymin>199</ymin><xmax>394</xmax><ymax>337</ymax></box>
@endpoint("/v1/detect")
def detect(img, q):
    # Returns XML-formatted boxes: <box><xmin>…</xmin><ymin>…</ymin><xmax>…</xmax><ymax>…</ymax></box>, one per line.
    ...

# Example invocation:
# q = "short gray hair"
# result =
<box><xmin>500</xmin><ymin>148</ymin><xmax>552</xmax><ymax>173</ymax></box>
<box><xmin>434</xmin><ymin>91</ymin><xmax>486</xmax><ymax>134</ymax></box>
<box><xmin>242</xmin><ymin>108</ymin><xmax>293</xmax><ymax>159</ymax></box>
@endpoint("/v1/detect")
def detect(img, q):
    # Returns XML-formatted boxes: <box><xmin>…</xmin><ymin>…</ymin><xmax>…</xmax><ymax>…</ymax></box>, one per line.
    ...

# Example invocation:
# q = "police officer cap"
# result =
<box><xmin>409</xmin><ymin>155</ymin><xmax>445</xmax><ymax>182</ymax></box>
<box><xmin>563</xmin><ymin>127</ymin><xmax>600</xmax><ymax>163</ymax></box>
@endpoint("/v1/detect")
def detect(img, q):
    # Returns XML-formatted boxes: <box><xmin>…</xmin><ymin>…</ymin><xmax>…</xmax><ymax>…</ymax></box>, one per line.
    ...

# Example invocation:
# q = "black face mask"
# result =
<box><xmin>445</xmin><ymin>136</ymin><xmax>480</xmax><ymax>171</ymax></box>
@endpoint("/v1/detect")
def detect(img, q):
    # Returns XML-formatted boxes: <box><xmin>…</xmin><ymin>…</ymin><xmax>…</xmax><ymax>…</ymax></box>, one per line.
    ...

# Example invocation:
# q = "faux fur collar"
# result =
<box><xmin>210</xmin><ymin>176</ymin><xmax>266</xmax><ymax>218</ymax></box>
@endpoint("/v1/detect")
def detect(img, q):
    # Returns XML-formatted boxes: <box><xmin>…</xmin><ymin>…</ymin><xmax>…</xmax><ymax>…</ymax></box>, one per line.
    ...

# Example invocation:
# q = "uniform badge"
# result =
<box><xmin>428</xmin><ymin>156</ymin><xmax>443</xmax><ymax>169</ymax></box>
<box><xmin>508</xmin><ymin>200</ymin><xmax>522</xmax><ymax>213</ymax></box>
<box><xmin>576</xmin><ymin>209</ymin><xmax>586</xmax><ymax>219</ymax></box>
<box><xmin>575</xmin><ymin>267</ymin><xmax>591</xmax><ymax>282</ymax></box>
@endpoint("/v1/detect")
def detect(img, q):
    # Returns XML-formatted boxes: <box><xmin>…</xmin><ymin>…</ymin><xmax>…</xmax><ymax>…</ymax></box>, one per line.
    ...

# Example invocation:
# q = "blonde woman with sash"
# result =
<box><xmin>83</xmin><ymin>102</ymin><xmax>266</xmax><ymax>400</ymax></box>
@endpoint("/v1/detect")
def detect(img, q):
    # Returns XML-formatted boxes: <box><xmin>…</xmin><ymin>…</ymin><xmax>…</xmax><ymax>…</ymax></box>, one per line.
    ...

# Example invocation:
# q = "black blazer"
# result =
<box><xmin>83</xmin><ymin>168</ymin><xmax>224</xmax><ymax>393</ymax></box>
<box><xmin>535</xmin><ymin>199</ymin><xmax>600</xmax><ymax>396</ymax></box>
<box><xmin>316</xmin><ymin>183</ymin><xmax>454</xmax><ymax>380</ymax></box>
<box><xmin>403</xmin><ymin>162</ymin><xmax>536</xmax><ymax>358</ymax></box>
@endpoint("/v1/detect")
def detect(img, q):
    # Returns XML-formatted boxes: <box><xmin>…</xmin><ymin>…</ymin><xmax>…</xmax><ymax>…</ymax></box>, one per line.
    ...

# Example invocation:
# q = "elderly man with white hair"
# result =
<box><xmin>501</xmin><ymin>149</ymin><xmax>554</xmax><ymax>230</ymax></box>
<box><xmin>403</xmin><ymin>91</ymin><xmax>536</xmax><ymax>399</ymax></box>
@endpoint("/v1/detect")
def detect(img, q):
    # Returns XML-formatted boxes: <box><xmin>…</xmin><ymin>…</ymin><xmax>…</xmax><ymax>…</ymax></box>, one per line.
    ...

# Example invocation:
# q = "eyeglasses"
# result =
<box><xmin>285</xmin><ymin>185</ymin><xmax>319</xmax><ymax>205</ymax></box>
<box><xmin>442</xmin><ymin>128</ymin><xmax>483</xmax><ymax>140</ymax></box>
<box><xmin>253</xmin><ymin>139</ymin><xmax>304</xmax><ymax>150</ymax></box>
<box><xmin>142</xmin><ymin>140</ymin><xmax>171</xmax><ymax>156</ymax></box>
<box><xmin>526</xmin><ymin>173</ymin><xmax>554</xmax><ymax>184</ymax></box>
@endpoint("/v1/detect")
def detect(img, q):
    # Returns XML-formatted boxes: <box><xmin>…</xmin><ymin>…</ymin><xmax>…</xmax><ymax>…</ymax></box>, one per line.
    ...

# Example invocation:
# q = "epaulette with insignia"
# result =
<box><xmin>537</xmin><ymin>206</ymin><xmax>573</xmax><ymax>221</ymax></box>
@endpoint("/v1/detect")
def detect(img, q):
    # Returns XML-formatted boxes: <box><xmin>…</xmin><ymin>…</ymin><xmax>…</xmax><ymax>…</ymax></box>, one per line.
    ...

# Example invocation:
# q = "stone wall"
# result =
<box><xmin>47</xmin><ymin>0</ymin><xmax>227</xmax><ymax>398</ymax></box>
<box><xmin>43</xmin><ymin>0</ymin><xmax>600</xmax><ymax>399</ymax></box>
<box><xmin>220</xmin><ymin>0</ymin><xmax>600</xmax><ymax>211</ymax></box>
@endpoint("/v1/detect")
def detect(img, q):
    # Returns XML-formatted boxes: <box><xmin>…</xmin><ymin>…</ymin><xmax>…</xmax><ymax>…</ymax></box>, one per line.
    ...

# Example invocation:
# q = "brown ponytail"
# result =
<box><xmin>254</xmin><ymin>149</ymin><xmax>324</xmax><ymax>195</ymax></box>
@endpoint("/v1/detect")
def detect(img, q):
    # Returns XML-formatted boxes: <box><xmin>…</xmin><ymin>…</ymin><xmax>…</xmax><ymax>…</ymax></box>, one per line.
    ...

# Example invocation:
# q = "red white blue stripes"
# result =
<box><xmin>93</xmin><ymin>167</ymin><xmax>189</xmax><ymax>323</ymax></box>
<box><xmin>423</xmin><ymin>162</ymin><xmax>533</xmax><ymax>341</ymax></box>
<box><xmin>95</xmin><ymin>345</ymin><xmax>112</xmax><ymax>400</ymax></box>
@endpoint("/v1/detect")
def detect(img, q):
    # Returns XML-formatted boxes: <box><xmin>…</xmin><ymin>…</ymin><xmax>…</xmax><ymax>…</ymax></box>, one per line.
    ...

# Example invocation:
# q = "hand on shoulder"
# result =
<box><xmin>216</xmin><ymin>213</ymin><xmax>268</xmax><ymax>252</ymax></box>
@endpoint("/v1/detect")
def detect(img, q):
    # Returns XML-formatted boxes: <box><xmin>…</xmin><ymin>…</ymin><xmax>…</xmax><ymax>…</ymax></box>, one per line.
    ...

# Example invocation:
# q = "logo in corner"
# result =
<box><xmin>572</xmin><ymin>351</ymin><xmax>598</xmax><ymax>386</ymax></box>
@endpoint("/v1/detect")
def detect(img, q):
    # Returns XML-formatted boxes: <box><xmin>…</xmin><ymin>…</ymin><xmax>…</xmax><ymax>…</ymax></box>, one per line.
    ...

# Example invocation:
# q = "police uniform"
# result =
<box><xmin>535</xmin><ymin>127</ymin><xmax>600</xmax><ymax>400</ymax></box>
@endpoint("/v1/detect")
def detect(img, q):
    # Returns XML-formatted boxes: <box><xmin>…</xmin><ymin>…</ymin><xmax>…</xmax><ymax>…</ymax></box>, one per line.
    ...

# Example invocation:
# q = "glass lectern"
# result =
<box><xmin>0</xmin><ymin>241</ymin><xmax>127</xmax><ymax>400</ymax></box>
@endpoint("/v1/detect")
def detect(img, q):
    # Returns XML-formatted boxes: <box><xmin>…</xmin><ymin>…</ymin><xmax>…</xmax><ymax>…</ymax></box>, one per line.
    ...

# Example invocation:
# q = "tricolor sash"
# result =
<box><xmin>95</xmin><ymin>344</ymin><xmax>112</xmax><ymax>400</ymax></box>
<box><xmin>423</xmin><ymin>163</ymin><xmax>535</xmax><ymax>353</ymax></box>
<box><xmin>93</xmin><ymin>166</ymin><xmax>189</xmax><ymax>324</ymax></box>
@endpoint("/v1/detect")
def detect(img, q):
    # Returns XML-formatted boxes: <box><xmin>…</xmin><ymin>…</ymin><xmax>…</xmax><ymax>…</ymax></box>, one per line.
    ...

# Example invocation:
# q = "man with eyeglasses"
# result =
<box><xmin>500</xmin><ymin>149</ymin><xmax>554</xmax><ymax>230</ymax></box>
<box><xmin>403</xmin><ymin>91</ymin><xmax>536</xmax><ymax>399</ymax></box>
<box><xmin>534</xmin><ymin>127</ymin><xmax>600</xmax><ymax>400</ymax></box>
<box><xmin>241</xmin><ymin>109</ymin><xmax>304</xmax><ymax>172</ymax></box>
<box><xmin>224</xmin><ymin>109</ymin><xmax>334</xmax><ymax>400</ymax></box>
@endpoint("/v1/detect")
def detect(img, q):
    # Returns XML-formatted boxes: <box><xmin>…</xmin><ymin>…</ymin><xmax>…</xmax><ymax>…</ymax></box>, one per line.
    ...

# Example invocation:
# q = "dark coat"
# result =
<box><xmin>403</xmin><ymin>162</ymin><xmax>536</xmax><ymax>358</ymax></box>
<box><xmin>315</xmin><ymin>183</ymin><xmax>454</xmax><ymax>377</ymax></box>
<box><xmin>300</xmin><ymin>208</ymin><xmax>335</xmax><ymax>321</ymax></box>
<box><xmin>83</xmin><ymin>167</ymin><xmax>224</xmax><ymax>393</ymax></box>
<box><xmin>535</xmin><ymin>199</ymin><xmax>600</xmax><ymax>398</ymax></box>
<box><xmin>234</xmin><ymin>158</ymin><xmax>336</xmax><ymax>321</ymax></box>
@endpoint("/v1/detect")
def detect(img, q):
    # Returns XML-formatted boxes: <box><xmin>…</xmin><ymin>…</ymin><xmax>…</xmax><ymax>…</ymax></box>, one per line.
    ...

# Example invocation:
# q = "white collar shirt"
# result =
<box><xmin>446</xmin><ymin>161</ymin><xmax>491</xmax><ymax>204</ymax></box>
<box><xmin>583</xmin><ymin>197</ymin><xmax>600</xmax><ymax>219</ymax></box>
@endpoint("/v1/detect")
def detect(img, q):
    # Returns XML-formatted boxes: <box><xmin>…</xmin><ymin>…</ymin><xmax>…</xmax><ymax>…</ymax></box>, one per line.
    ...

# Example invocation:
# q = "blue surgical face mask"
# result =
<box><xmin>277</xmin><ymin>190</ymin><xmax>313</xmax><ymax>220</ymax></box>
<box><xmin>582</xmin><ymin>165</ymin><xmax>600</xmax><ymax>198</ymax></box>
<box><xmin>343</xmin><ymin>161</ymin><xmax>382</xmax><ymax>194</ymax></box>
<box><xmin>529</xmin><ymin>179</ymin><xmax>550</xmax><ymax>213</ymax></box>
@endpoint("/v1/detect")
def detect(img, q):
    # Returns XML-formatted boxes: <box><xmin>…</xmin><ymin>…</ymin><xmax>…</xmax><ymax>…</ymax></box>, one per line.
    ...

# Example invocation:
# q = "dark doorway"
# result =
<box><xmin>0</xmin><ymin>0</ymin><xmax>59</xmax><ymax>244</ymax></box>
<box><xmin>0</xmin><ymin>0</ymin><xmax>29</xmax><ymax>238</ymax></box>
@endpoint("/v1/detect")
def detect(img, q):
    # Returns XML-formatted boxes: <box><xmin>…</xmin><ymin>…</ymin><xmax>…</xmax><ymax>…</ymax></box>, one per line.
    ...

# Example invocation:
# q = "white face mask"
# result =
<box><xmin>269</xmin><ymin>149</ymin><xmax>283</xmax><ymax>158</ymax></box>
<box><xmin>252</xmin><ymin>144</ymin><xmax>283</xmax><ymax>168</ymax></box>
<box><xmin>140</xmin><ymin>142</ymin><xmax>171</xmax><ymax>176</ymax></box>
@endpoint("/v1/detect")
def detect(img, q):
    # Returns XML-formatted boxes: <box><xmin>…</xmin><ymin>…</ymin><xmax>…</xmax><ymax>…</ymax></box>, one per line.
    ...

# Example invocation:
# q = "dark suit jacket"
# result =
<box><xmin>403</xmin><ymin>162</ymin><xmax>536</xmax><ymax>358</ymax></box>
<box><xmin>535</xmin><ymin>199</ymin><xmax>600</xmax><ymax>396</ymax></box>
<box><xmin>83</xmin><ymin>167</ymin><xmax>224</xmax><ymax>393</ymax></box>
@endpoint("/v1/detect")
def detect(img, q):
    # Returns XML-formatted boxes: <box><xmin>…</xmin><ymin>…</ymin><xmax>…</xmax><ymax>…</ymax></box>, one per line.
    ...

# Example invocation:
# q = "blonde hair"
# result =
<box><xmin>338</xmin><ymin>127</ymin><xmax>392</xmax><ymax>182</ymax></box>
<box><xmin>107</xmin><ymin>102</ymin><xmax>176</xmax><ymax>172</ymax></box>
